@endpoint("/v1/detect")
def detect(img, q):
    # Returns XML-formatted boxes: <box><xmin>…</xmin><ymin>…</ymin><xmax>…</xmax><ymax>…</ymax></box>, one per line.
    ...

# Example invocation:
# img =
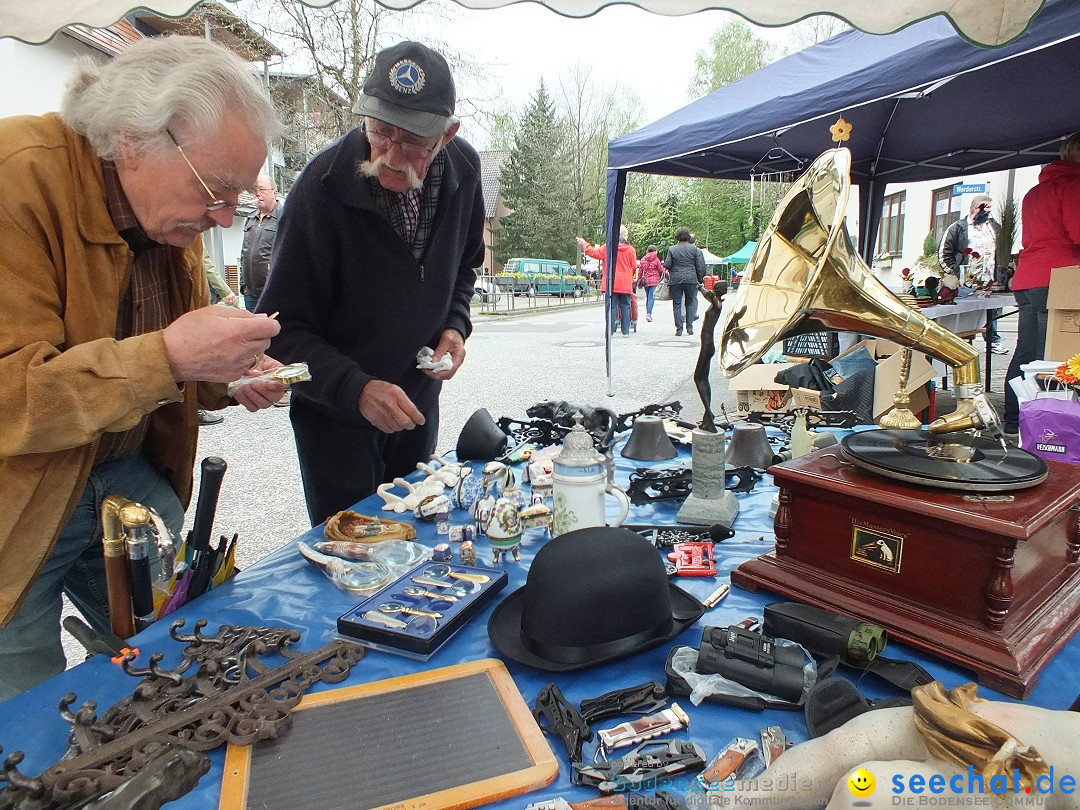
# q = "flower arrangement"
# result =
<box><xmin>1055</xmin><ymin>354</ymin><xmax>1080</xmax><ymax>391</ymax></box>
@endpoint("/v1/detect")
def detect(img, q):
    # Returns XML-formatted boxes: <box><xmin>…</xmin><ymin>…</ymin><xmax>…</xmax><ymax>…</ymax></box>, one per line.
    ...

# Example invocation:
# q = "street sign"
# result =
<box><xmin>953</xmin><ymin>183</ymin><xmax>987</xmax><ymax>195</ymax></box>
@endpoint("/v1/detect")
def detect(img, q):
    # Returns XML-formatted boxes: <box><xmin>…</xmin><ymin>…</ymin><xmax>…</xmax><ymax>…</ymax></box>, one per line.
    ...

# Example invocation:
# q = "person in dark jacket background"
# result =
<box><xmin>664</xmin><ymin>226</ymin><xmax>705</xmax><ymax>336</ymax></box>
<box><xmin>239</xmin><ymin>174</ymin><xmax>281</xmax><ymax>312</ymax></box>
<box><xmin>259</xmin><ymin>41</ymin><xmax>485</xmax><ymax>526</ymax></box>
<box><xmin>1002</xmin><ymin>132</ymin><xmax>1080</xmax><ymax>436</ymax></box>
<box><xmin>938</xmin><ymin>195</ymin><xmax>1006</xmax><ymax>353</ymax></box>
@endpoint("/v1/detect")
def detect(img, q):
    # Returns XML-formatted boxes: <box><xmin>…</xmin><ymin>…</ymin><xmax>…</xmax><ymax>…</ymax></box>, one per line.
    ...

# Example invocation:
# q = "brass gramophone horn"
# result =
<box><xmin>718</xmin><ymin>148</ymin><xmax>1000</xmax><ymax>437</ymax></box>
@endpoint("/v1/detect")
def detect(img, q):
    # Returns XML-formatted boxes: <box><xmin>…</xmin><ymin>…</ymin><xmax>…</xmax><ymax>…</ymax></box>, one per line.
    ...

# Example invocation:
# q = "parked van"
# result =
<box><xmin>496</xmin><ymin>258</ymin><xmax>587</xmax><ymax>297</ymax></box>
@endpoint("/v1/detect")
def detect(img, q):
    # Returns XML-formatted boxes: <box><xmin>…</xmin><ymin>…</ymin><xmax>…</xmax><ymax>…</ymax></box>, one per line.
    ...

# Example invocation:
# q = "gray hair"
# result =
<box><xmin>60</xmin><ymin>35</ymin><xmax>280</xmax><ymax>161</ymax></box>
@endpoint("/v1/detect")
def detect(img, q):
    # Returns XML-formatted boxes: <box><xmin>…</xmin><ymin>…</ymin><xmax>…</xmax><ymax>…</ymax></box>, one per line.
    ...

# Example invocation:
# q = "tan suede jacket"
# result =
<box><xmin>0</xmin><ymin>113</ymin><xmax>227</xmax><ymax>625</ymax></box>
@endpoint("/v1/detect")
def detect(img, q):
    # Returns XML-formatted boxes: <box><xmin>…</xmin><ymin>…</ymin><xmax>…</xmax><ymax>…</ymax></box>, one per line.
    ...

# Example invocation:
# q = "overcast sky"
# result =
<box><xmin>381</xmin><ymin>3</ymin><xmax>795</xmax><ymax>150</ymax></box>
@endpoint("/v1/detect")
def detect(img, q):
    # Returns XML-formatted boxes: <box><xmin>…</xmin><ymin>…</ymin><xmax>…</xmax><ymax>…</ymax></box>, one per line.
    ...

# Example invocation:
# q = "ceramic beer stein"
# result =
<box><xmin>551</xmin><ymin>415</ymin><xmax>629</xmax><ymax>536</ymax></box>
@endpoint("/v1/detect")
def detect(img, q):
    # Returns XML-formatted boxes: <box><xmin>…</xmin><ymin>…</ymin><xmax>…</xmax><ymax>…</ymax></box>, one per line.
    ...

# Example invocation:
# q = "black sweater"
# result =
<box><xmin>260</xmin><ymin>128</ymin><xmax>485</xmax><ymax>426</ymax></box>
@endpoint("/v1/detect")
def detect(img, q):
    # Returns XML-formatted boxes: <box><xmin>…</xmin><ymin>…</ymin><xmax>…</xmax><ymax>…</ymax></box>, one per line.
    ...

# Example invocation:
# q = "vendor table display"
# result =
<box><xmin>0</xmin><ymin>430</ymin><xmax>1076</xmax><ymax>810</ymax></box>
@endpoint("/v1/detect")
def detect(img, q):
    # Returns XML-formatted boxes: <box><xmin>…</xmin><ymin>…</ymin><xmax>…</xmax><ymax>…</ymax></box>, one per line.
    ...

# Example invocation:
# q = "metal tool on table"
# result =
<box><xmin>696</xmin><ymin>737</ymin><xmax>760</xmax><ymax>790</ymax></box>
<box><xmin>185</xmin><ymin>456</ymin><xmax>227</xmax><ymax>602</ymax></box>
<box><xmin>596</xmin><ymin>704</ymin><xmax>689</xmax><ymax>753</ymax></box>
<box><xmin>572</xmin><ymin>740</ymin><xmax>706</xmax><ymax>794</ymax></box>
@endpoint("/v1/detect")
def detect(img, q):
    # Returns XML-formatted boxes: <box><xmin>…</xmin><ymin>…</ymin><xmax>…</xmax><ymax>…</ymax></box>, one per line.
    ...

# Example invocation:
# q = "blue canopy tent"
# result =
<box><xmin>602</xmin><ymin>0</ymin><xmax>1080</xmax><ymax>282</ymax></box>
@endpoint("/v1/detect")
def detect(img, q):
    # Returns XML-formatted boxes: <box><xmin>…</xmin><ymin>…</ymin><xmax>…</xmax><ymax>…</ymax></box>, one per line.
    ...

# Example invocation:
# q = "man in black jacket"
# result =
<box><xmin>259</xmin><ymin>41</ymin><xmax>485</xmax><ymax>525</ymax></box>
<box><xmin>938</xmin><ymin>196</ymin><xmax>1007</xmax><ymax>354</ymax></box>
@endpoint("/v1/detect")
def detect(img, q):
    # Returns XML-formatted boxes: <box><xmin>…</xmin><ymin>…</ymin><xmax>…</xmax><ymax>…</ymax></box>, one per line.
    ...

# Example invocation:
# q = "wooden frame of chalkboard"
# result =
<box><xmin>219</xmin><ymin>658</ymin><xmax>558</xmax><ymax>810</ymax></box>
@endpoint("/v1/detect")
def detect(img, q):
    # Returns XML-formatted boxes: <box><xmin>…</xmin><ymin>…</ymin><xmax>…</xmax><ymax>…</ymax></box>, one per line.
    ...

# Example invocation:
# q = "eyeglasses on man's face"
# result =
<box><xmin>362</xmin><ymin>120</ymin><xmax>440</xmax><ymax>160</ymax></box>
<box><xmin>166</xmin><ymin>129</ymin><xmax>236</xmax><ymax>212</ymax></box>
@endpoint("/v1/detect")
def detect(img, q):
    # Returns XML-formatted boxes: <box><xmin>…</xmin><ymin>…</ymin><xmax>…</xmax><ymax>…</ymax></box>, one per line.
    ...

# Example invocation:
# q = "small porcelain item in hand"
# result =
<box><xmin>416</xmin><ymin>346</ymin><xmax>453</xmax><ymax>372</ymax></box>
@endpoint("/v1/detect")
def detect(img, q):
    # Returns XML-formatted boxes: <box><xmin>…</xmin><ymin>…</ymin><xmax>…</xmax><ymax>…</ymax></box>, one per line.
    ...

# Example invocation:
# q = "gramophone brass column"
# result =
<box><xmin>718</xmin><ymin>147</ymin><xmax>1004</xmax><ymax>441</ymax></box>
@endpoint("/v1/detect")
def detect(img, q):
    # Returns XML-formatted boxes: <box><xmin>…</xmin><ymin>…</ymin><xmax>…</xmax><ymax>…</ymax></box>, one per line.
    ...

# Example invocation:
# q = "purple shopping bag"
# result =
<box><xmin>1020</xmin><ymin>398</ymin><xmax>1080</xmax><ymax>465</ymax></box>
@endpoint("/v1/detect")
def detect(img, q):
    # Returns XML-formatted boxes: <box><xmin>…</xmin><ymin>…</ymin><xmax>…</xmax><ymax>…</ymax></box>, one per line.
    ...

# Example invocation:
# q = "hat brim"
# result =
<box><xmin>352</xmin><ymin>93</ymin><xmax>450</xmax><ymax>139</ymax></box>
<box><xmin>487</xmin><ymin>582</ymin><xmax>705</xmax><ymax>672</ymax></box>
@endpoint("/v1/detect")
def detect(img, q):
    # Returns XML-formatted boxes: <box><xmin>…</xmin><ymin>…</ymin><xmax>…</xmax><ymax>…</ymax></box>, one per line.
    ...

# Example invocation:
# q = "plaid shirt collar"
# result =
<box><xmin>101</xmin><ymin>161</ymin><xmax>155</xmax><ymax>252</ymax></box>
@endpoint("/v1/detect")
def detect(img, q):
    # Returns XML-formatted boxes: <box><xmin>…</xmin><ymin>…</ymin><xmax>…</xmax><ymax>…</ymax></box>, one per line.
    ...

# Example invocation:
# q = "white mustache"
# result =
<box><xmin>359</xmin><ymin>155</ymin><xmax>422</xmax><ymax>190</ymax></box>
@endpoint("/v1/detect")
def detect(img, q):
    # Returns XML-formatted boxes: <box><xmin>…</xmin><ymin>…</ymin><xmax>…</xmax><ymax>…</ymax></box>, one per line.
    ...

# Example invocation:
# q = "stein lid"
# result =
<box><xmin>554</xmin><ymin>413</ymin><xmax>605</xmax><ymax>468</ymax></box>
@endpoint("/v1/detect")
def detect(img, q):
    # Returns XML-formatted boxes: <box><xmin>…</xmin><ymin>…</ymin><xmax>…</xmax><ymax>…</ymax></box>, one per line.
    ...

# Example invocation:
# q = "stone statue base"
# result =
<box><xmin>676</xmin><ymin>429</ymin><xmax>740</xmax><ymax>527</ymax></box>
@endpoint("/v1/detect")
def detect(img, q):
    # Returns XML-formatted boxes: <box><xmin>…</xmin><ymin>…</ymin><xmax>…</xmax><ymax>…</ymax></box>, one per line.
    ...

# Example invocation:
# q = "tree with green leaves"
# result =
<box><xmin>498</xmin><ymin>81</ymin><xmax>576</xmax><ymax>262</ymax></box>
<box><xmin>689</xmin><ymin>19</ymin><xmax>773</xmax><ymax>98</ymax></box>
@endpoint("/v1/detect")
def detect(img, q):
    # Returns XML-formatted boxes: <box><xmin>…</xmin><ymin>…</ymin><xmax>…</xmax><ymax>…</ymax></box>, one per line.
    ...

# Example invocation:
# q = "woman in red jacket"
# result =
<box><xmin>577</xmin><ymin>226</ymin><xmax>639</xmax><ymax>337</ymax></box>
<box><xmin>1003</xmin><ymin>133</ymin><xmax>1080</xmax><ymax>436</ymax></box>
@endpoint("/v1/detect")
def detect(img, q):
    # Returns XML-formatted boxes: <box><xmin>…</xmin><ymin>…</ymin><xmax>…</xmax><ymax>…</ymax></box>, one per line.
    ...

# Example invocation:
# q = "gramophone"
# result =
<box><xmin>721</xmin><ymin>147</ymin><xmax>1080</xmax><ymax>697</ymax></box>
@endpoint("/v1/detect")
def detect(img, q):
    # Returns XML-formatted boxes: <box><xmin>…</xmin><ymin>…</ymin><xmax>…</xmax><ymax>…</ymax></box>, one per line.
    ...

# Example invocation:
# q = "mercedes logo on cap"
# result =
<box><xmin>389</xmin><ymin>59</ymin><xmax>425</xmax><ymax>95</ymax></box>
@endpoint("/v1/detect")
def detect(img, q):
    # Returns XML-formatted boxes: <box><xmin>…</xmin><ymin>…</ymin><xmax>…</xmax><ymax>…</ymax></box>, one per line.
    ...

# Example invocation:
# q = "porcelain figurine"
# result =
<box><xmin>416</xmin><ymin>456</ymin><xmax>468</xmax><ymax>487</ymax></box>
<box><xmin>450</xmin><ymin>465</ymin><xmax>481</xmax><ymax>510</ymax></box>
<box><xmin>485</xmin><ymin>496</ymin><xmax>523</xmax><ymax>564</ymax></box>
<box><xmin>471</xmin><ymin>492</ymin><xmax>496</xmax><ymax>536</ymax></box>
<box><xmin>414</xmin><ymin>493</ymin><xmax>451</xmax><ymax>521</ymax></box>
<box><xmin>518</xmin><ymin>502</ymin><xmax>553</xmax><ymax>539</ymax></box>
<box><xmin>481</xmin><ymin>461</ymin><xmax>515</xmax><ymax>499</ymax></box>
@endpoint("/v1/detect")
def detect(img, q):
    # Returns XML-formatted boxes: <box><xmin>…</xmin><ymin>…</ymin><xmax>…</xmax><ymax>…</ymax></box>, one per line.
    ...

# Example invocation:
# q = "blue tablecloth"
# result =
<box><xmin>2</xmin><ymin>435</ymin><xmax>1076</xmax><ymax>808</ymax></box>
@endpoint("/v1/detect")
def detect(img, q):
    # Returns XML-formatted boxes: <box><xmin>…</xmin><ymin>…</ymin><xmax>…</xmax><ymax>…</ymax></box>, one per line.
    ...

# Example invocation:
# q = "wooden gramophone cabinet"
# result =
<box><xmin>732</xmin><ymin>448</ymin><xmax>1080</xmax><ymax>698</ymax></box>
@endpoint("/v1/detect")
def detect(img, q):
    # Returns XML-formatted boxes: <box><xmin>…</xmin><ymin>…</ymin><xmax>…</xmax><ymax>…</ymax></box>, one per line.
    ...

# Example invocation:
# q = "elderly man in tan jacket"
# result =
<box><xmin>0</xmin><ymin>37</ymin><xmax>286</xmax><ymax>701</ymax></box>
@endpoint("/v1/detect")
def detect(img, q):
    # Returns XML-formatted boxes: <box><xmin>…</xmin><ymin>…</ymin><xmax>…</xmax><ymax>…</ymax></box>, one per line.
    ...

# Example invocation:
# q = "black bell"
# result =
<box><xmin>456</xmin><ymin>408</ymin><xmax>509</xmax><ymax>461</ymax></box>
<box><xmin>725</xmin><ymin>422</ymin><xmax>776</xmax><ymax>469</ymax></box>
<box><xmin>621</xmin><ymin>415</ymin><xmax>677</xmax><ymax>461</ymax></box>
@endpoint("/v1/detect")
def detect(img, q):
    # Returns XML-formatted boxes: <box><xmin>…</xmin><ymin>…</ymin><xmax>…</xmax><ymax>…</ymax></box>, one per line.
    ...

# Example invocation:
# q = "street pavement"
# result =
<box><xmin>58</xmin><ymin>295</ymin><xmax>1017</xmax><ymax>667</ymax></box>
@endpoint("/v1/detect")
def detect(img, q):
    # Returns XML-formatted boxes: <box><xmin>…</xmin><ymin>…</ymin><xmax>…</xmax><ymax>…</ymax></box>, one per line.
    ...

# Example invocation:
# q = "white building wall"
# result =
<box><xmin>868</xmin><ymin>166</ymin><xmax>1043</xmax><ymax>290</ymax></box>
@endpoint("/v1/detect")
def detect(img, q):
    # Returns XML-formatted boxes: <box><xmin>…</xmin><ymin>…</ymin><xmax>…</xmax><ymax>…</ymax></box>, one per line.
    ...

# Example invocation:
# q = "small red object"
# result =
<box><xmin>703</xmin><ymin>275</ymin><xmax>717</xmax><ymax>291</ymax></box>
<box><xmin>667</xmin><ymin>541</ymin><xmax>717</xmax><ymax>576</ymax></box>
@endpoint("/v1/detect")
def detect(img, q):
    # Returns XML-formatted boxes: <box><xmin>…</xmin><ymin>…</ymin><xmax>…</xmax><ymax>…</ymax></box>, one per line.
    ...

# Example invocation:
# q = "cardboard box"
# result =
<box><xmin>789</xmin><ymin>340</ymin><xmax>932</xmax><ymax>420</ymax></box>
<box><xmin>728</xmin><ymin>362</ymin><xmax>795</xmax><ymax>413</ymax></box>
<box><xmin>1045</xmin><ymin>266</ymin><xmax>1080</xmax><ymax>362</ymax></box>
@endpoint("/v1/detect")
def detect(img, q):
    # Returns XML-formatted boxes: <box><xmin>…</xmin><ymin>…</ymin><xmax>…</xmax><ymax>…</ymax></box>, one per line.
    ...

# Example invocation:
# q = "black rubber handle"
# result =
<box><xmin>188</xmin><ymin>456</ymin><xmax>227</xmax><ymax>553</ymax></box>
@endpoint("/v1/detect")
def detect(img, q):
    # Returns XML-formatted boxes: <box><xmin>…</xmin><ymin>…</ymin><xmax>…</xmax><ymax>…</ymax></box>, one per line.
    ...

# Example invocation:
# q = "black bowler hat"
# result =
<box><xmin>488</xmin><ymin>527</ymin><xmax>705</xmax><ymax>671</ymax></box>
<box><xmin>351</xmin><ymin>41</ymin><xmax>455</xmax><ymax>138</ymax></box>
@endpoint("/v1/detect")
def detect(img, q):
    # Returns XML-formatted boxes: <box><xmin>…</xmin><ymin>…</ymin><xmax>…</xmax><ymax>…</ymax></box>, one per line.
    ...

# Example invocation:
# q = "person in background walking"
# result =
<box><xmin>578</xmin><ymin>226</ymin><xmax>638</xmax><ymax>337</ymax></box>
<box><xmin>637</xmin><ymin>245</ymin><xmax>665</xmax><ymax>322</ymax></box>
<box><xmin>664</xmin><ymin>227</ymin><xmax>705</xmax><ymax>336</ymax></box>
<box><xmin>239</xmin><ymin>174</ymin><xmax>281</xmax><ymax>312</ymax></box>
<box><xmin>1002</xmin><ymin>132</ymin><xmax>1080</xmax><ymax>438</ymax></box>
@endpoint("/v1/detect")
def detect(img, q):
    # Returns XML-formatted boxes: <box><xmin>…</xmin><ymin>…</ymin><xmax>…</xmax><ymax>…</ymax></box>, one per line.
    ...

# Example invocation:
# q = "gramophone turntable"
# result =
<box><xmin>720</xmin><ymin>148</ymin><xmax>1080</xmax><ymax>697</ymax></box>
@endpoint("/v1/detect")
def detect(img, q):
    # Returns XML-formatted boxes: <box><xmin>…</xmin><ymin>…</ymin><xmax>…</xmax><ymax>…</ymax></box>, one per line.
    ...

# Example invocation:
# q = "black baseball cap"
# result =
<box><xmin>351</xmin><ymin>41</ymin><xmax>455</xmax><ymax>138</ymax></box>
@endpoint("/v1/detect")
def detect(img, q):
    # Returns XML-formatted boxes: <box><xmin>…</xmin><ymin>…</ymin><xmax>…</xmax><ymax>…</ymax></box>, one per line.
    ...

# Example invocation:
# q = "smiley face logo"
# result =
<box><xmin>848</xmin><ymin>768</ymin><xmax>876</xmax><ymax>798</ymax></box>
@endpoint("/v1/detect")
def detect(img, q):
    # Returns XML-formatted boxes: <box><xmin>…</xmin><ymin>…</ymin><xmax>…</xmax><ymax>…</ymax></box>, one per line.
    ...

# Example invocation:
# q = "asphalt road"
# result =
<box><xmin>58</xmin><ymin>296</ymin><xmax>1017</xmax><ymax>667</ymax></box>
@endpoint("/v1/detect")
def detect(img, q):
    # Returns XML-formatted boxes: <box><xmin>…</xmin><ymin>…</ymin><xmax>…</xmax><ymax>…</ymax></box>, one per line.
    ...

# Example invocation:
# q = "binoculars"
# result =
<box><xmin>695</xmin><ymin>625</ymin><xmax>807</xmax><ymax>703</ymax></box>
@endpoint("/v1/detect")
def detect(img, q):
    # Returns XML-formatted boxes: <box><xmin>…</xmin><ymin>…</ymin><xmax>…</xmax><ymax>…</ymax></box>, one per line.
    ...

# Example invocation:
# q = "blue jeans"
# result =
<box><xmin>1003</xmin><ymin>287</ymin><xmax>1050</xmax><ymax>433</ymax></box>
<box><xmin>644</xmin><ymin>285</ymin><xmax>656</xmax><ymax>316</ymax></box>
<box><xmin>243</xmin><ymin>293</ymin><xmax>259</xmax><ymax>313</ymax></box>
<box><xmin>671</xmin><ymin>282</ymin><xmax>698</xmax><ymax>332</ymax></box>
<box><xmin>609</xmin><ymin>294</ymin><xmax>631</xmax><ymax>335</ymax></box>
<box><xmin>0</xmin><ymin>452</ymin><xmax>184</xmax><ymax>703</ymax></box>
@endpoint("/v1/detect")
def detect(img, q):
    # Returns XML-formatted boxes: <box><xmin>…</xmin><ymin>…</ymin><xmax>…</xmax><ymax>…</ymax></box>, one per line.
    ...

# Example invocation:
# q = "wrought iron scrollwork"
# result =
<box><xmin>0</xmin><ymin>621</ymin><xmax>363</xmax><ymax>810</ymax></box>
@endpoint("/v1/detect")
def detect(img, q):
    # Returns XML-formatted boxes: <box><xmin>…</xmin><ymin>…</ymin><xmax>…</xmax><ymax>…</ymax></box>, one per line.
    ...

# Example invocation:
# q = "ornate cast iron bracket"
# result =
<box><xmin>0</xmin><ymin>620</ymin><xmax>364</xmax><ymax>810</ymax></box>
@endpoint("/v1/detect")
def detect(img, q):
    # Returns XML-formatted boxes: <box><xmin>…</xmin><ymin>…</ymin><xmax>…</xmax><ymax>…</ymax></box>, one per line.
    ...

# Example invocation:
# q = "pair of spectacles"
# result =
<box><xmin>166</xmin><ymin>129</ymin><xmax>235</xmax><ymax>212</ymax></box>
<box><xmin>362</xmin><ymin>121</ymin><xmax>439</xmax><ymax>160</ymax></box>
